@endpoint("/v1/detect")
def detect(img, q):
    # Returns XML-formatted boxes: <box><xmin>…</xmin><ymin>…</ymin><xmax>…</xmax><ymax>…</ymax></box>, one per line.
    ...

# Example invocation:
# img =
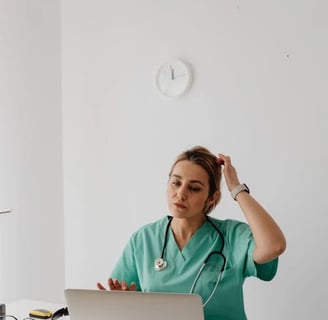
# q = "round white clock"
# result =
<box><xmin>155</xmin><ymin>58</ymin><xmax>192</xmax><ymax>98</ymax></box>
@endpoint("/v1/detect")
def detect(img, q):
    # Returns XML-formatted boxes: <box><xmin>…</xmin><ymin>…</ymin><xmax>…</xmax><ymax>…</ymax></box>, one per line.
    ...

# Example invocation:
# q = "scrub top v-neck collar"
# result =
<box><xmin>167</xmin><ymin>218</ymin><xmax>215</xmax><ymax>261</ymax></box>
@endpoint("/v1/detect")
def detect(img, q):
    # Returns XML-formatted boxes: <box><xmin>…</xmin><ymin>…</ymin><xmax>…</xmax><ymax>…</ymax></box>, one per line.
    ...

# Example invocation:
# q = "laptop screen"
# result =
<box><xmin>65</xmin><ymin>288</ymin><xmax>204</xmax><ymax>320</ymax></box>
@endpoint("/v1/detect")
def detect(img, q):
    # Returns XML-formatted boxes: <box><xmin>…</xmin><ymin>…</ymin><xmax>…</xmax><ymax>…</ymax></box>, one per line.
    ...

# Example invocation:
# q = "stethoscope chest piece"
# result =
<box><xmin>154</xmin><ymin>258</ymin><xmax>167</xmax><ymax>271</ymax></box>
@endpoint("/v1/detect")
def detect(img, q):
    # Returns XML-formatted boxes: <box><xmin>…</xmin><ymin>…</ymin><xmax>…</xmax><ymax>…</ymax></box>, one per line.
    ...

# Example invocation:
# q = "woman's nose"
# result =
<box><xmin>176</xmin><ymin>186</ymin><xmax>187</xmax><ymax>200</ymax></box>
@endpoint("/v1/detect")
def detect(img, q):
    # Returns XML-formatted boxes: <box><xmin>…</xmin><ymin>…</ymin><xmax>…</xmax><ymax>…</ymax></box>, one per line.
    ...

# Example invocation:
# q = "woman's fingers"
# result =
<box><xmin>96</xmin><ymin>282</ymin><xmax>106</xmax><ymax>290</ymax></box>
<box><xmin>121</xmin><ymin>281</ymin><xmax>129</xmax><ymax>290</ymax></box>
<box><xmin>129</xmin><ymin>282</ymin><xmax>137</xmax><ymax>291</ymax></box>
<box><xmin>97</xmin><ymin>278</ymin><xmax>136</xmax><ymax>291</ymax></box>
<box><xmin>217</xmin><ymin>153</ymin><xmax>240</xmax><ymax>191</ymax></box>
<box><xmin>110</xmin><ymin>278</ymin><xmax>120</xmax><ymax>290</ymax></box>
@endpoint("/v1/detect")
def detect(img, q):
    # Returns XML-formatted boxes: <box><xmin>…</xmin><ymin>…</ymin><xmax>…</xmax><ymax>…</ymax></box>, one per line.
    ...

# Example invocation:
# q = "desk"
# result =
<box><xmin>5</xmin><ymin>300</ymin><xmax>69</xmax><ymax>320</ymax></box>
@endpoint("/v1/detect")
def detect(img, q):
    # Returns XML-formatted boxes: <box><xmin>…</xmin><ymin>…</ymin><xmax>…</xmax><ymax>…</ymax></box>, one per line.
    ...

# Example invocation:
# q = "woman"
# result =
<box><xmin>97</xmin><ymin>146</ymin><xmax>286</xmax><ymax>319</ymax></box>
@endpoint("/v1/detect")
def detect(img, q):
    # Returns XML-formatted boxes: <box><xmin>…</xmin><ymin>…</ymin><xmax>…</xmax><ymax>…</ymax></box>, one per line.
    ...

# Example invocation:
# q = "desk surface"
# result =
<box><xmin>6</xmin><ymin>299</ymin><xmax>69</xmax><ymax>320</ymax></box>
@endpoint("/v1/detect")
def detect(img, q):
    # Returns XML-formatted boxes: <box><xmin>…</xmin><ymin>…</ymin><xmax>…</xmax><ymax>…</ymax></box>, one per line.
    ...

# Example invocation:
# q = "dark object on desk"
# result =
<box><xmin>0</xmin><ymin>304</ymin><xmax>5</xmax><ymax>317</ymax></box>
<box><xmin>51</xmin><ymin>307</ymin><xmax>68</xmax><ymax>320</ymax></box>
<box><xmin>29</xmin><ymin>309</ymin><xmax>52</xmax><ymax>319</ymax></box>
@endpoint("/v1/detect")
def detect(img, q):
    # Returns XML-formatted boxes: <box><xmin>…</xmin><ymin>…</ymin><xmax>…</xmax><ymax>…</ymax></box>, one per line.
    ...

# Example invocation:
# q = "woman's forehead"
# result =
<box><xmin>171</xmin><ymin>160</ymin><xmax>209</xmax><ymax>183</ymax></box>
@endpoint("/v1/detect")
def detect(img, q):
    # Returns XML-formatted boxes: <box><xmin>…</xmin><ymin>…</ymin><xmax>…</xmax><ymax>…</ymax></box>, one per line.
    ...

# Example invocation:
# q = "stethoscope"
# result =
<box><xmin>154</xmin><ymin>215</ymin><xmax>226</xmax><ymax>308</ymax></box>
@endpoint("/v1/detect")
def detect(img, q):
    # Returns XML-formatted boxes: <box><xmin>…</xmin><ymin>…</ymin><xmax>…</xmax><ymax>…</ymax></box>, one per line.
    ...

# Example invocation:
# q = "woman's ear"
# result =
<box><xmin>208</xmin><ymin>191</ymin><xmax>221</xmax><ymax>207</ymax></box>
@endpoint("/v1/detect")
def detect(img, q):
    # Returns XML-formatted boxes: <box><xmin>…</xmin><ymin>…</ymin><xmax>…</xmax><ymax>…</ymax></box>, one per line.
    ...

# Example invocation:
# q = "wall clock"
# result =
<box><xmin>155</xmin><ymin>58</ymin><xmax>193</xmax><ymax>98</ymax></box>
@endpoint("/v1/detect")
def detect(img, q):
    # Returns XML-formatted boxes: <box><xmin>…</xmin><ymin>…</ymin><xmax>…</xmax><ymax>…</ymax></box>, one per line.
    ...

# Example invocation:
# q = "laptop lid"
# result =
<box><xmin>65</xmin><ymin>288</ymin><xmax>204</xmax><ymax>320</ymax></box>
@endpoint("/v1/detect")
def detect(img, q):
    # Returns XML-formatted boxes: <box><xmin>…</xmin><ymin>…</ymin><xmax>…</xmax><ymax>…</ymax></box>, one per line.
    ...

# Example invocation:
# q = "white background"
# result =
<box><xmin>1</xmin><ymin>0</ymin><xmax>328</xmax><ymax>319</ymax></box>
<box><xmin>0</xmin><ymin>0</ymin><xmax>64</xmax><ymax>304</ymax></box>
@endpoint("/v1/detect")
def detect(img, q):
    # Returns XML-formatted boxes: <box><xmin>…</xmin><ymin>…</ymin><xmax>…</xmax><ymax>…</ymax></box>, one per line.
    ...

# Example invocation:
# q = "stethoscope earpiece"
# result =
<box><xmin>154</xmin><ymin>257</ymin><xmax>167</xmax><ymax>271</ymax></box>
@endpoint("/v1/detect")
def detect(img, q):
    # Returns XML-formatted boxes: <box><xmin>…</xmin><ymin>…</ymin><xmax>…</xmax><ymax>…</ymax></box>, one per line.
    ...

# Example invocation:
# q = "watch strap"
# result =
<box><xmin>231</xmin><ymin>183</ymin><xmax>249</xmax><ymax>201</ymax></box>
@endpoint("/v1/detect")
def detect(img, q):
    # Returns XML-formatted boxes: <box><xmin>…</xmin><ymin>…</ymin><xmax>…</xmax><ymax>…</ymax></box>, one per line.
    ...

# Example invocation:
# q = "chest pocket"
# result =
<box><xmin>191</xmin><ymin>255</ymin><xmax>225</xmax><ymax>302</ymax></box>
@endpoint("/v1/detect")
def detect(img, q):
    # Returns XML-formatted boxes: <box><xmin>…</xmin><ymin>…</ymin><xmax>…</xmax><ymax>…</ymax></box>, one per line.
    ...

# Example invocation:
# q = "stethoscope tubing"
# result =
<box><xmin>155</xmin><ymin>215</ymin><xmax>227</xmax><ymax>307</ymax></box>
<box><xmin>189</xmin><ymin>262</ymin><xmax>224</xmax><ymax>308</ymax></box>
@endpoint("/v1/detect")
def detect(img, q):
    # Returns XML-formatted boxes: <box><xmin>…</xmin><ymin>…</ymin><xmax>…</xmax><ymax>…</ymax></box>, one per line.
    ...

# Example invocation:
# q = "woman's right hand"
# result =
<box><xmin>97</xmin><ymin>278</ymin><xmax>137</xmax><ymax>291</ymax></box>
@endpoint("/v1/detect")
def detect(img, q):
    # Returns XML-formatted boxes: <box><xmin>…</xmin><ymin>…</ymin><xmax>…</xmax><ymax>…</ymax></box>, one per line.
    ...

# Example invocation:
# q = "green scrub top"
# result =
<box><xmin>111</xmin><ymin>216</ymin><xmax>278</xmax><ymax>320</ymax></box>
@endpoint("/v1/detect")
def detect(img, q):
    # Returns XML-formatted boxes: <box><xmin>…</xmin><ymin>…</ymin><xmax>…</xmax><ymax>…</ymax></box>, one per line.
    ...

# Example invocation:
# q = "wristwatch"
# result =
<box><xmin>231</xmin><ymin>183</ymin><xmax>250</xmax><ymax>201</ymax></box>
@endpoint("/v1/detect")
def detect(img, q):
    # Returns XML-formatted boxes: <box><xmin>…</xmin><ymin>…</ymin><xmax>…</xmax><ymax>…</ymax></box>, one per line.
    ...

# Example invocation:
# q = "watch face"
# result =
<box><xmin>156</xmin><ymin>58</ymin><xmax>192</xmax><ymax>97</ymax></box>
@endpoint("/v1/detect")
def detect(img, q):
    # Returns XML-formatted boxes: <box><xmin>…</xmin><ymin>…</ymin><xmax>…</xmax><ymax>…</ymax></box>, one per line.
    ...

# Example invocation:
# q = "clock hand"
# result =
<box><xmin>170</xmin><ymin>65</ymin><xmax>175</xmax><ymax>80</ymax></box>
<box><xmin>173</xmin><ymin>73</ymin><xmax>186</xmax><ymax>79</ymax></box>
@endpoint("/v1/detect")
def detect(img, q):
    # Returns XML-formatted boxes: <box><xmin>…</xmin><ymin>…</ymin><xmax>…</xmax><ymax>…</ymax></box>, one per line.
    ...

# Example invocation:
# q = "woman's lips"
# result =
<box><xmin>175</xmin><ymin>203</ymin><xmax>186</xmax><ymax>209</ymax></box>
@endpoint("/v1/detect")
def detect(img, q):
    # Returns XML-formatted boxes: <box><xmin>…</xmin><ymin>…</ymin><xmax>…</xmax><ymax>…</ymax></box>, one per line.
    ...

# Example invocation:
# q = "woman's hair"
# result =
<box><xmin>169</xmin><ymin>146</ymin><xmax>222</xmax><ymax>214</ymax></box>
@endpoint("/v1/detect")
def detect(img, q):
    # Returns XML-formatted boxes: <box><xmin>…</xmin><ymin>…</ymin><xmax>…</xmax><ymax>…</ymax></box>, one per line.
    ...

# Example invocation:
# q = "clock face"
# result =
<box><xmin>156</xmin><ymin>58</ymin><xmax>192</xmax><ymax>98</ymax></box>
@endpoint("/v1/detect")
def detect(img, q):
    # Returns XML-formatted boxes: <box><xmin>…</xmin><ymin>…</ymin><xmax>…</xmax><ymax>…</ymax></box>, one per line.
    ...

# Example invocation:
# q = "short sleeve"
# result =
<box><xmin>110</xmin><ymin>235</ymin><xmax>141</xmax><ymax>290</ymax></box>
<box><xmin>226</xmin><ymin>219</ymin><xmax>278</xmax><ymax>281</ymax></box>
<box><xmin>245</xmin><ymin>238</ymin><xmax>279</xmax><ymax>281</ymax></box>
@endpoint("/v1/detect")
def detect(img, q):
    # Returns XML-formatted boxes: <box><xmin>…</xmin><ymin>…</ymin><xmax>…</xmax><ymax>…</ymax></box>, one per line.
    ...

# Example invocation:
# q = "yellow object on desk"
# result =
<box><xmin>29</xmin><ymin>309</ymin><xmax>52</xmax><ymax>319</ymax></box>
<box><xmin>6</xmin><ymin>299</ymin><xmax>68</xmax><ymax>320</ymax></box>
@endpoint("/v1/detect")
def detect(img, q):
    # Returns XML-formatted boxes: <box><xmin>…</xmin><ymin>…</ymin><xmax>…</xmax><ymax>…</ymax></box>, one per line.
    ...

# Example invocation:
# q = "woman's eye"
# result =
<box><xmin>171</xmin><ymin>180</ymin><xmax>180</xmax><ymax>187</ymax></box>
<box><xmin>189</xmin><ymin>186</ymin><xmax>201</xmax><ymax>192</ymax></box>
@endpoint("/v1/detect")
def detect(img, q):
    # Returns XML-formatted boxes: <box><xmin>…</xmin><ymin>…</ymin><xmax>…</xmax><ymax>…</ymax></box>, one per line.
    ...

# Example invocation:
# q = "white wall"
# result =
<box><xmin>1</xmin><ymin>0</ymin><xmax>326</xmax><ymax>318</ymax></box>
<box><xmin>61</xmin><ymin>1</ymin><xmax>328</xmax><ymax>318</ymax></box>
<box><xmin>0</xmin><ymin>0</ymin><xmax>64</xmax><ymax>303</ymax></box>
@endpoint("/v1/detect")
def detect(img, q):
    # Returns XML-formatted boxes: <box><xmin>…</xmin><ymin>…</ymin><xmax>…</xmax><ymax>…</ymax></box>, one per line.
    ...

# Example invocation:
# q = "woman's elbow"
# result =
<box><xmin>254</xmin><ymin>239</ymin><xmax>287</xmax><ymax>264</ymax></box>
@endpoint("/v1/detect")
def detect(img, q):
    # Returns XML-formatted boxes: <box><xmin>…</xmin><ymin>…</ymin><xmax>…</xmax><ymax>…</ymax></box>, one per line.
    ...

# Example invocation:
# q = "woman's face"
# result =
<box><xmin>167</xmin><ymin>160</ymin><xmax>211</xmax><ymax>220</ymax></box>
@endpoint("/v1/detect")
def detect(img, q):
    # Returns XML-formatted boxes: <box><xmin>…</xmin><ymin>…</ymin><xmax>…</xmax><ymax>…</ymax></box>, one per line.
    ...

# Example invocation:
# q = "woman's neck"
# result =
<box><xmin>170</xmin><ymin>215</ymin><xmax>206</xmax><ymax>250</ymax></box>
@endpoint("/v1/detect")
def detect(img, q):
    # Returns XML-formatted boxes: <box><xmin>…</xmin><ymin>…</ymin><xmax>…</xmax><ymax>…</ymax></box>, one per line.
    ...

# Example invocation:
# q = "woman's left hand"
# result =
<box><xmin>217</xmin><ymin>153</ymin><xmax>240</xmax><ymax>192</ymax></box>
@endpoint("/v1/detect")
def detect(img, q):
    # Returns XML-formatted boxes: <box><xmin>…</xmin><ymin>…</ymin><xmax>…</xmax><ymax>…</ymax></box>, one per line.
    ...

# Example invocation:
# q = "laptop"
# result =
<box><xmin>64</xmin><ymin>288</ymin><xmax>204</xmax><ymax>320</ymax></box>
